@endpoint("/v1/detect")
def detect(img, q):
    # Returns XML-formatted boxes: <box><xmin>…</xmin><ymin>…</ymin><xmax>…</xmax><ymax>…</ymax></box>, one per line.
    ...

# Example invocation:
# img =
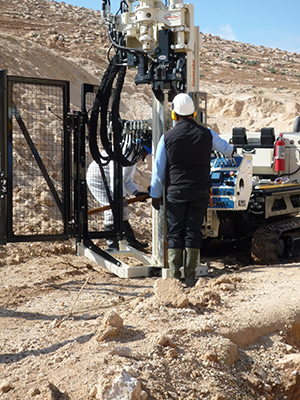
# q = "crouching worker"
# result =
<box><xmin>86</xmin><ymin>149</ymin><xmax>150</xmax><ymax>252</ymax></box>
<box><xmin>150</xmin><ymin>93</ymin><xmax>234</xmax><ymax>287</ymax></box>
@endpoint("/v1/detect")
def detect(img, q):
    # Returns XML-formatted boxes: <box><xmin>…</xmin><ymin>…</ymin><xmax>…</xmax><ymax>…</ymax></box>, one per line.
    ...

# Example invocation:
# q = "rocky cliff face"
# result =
<box><xmin>200</xmin><ymin>33</ymin><xmax>300</xmax><ymax>133</ymax></box>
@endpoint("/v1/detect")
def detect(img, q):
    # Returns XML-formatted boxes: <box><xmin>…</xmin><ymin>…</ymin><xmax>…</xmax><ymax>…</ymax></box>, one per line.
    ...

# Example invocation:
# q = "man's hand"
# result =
<box><xmin>133</xmin><ymin>191</ymin><xmax>149</xmax><ymax>201</ymax></box>
<box><xmin>152</xmin><ymin>197</ymin><xmax>162</xmax><ymax>210</ymax></box>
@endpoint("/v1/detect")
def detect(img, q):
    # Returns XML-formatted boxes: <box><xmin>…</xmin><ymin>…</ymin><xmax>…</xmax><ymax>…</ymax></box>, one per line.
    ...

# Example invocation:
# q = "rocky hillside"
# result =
<box><xmin>1</xmin><ymin>0</ymin><xmax>300</xmax><ymax>133</ymax></box>
<box><xmin>0</xmin><ymin>0</ymin><xmax>152</xmax><ymax>119</ymax></box>
<box><xmin>201</xmin><ymin>34</ymin><xmax>300</xmax><ymax>133</ymax></box>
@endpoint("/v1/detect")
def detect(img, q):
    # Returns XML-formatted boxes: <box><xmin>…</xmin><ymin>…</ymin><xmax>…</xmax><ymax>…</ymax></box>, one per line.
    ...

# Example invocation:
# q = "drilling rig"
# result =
<box><xmin>83</xmin><ymin>0</ymin><xmax>204</xmax><ymax>274</ymax></box>
<box><xmin>96</xmin><ymin>0</ymin><xmax>300</xmax><ymax>268</ymax></box>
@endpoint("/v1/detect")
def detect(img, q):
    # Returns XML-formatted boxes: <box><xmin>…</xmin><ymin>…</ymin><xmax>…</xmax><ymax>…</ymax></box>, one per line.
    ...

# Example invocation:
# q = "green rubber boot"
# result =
<box><xmin>184</xmin><ymin>248</ymin><xmax>199</xmax><ymax>287</ymax></box>
<box><xmin>168</xmin><ymin>248</ymin><xmax>183</xmax><ymax>280</ymax></box>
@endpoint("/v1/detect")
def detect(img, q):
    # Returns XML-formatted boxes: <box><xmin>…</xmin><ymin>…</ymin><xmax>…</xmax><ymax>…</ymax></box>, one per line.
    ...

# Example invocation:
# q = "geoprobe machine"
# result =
<box><xmin>76</xmin><ymin>0</ymin><xmax>205</xmax><ymax>277</ymax></box>
<box><xmin>82</xmin><ymin>0</ymin><xmax>300</xmax><ymax>272</ymax></box>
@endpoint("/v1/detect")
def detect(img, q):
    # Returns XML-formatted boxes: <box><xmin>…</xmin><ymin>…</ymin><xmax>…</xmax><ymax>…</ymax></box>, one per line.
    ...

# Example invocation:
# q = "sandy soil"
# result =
<box><xmin>1</xmin><ymin>241</ymin><xmax>300</xmax><ymax>400</ymax></box>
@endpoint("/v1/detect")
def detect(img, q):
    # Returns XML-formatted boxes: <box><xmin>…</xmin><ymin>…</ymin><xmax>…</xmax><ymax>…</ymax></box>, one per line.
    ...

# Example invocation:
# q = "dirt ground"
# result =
<box><xmin>1</xmin><ymin>239</ymin><xmax>300</xmax><ymax>400</ymax></box>
<box><xmin>1</xmin><ymin>0</ymin><xmax>300</xmax><ymax>399</ymax></box>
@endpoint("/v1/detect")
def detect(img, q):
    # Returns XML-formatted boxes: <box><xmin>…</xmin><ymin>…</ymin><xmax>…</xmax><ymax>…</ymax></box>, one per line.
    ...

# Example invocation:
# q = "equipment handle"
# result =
<box><xmin>88</xmin><ymin>193</ymin><xmax>150</xmax><ymax>216</ymax></box>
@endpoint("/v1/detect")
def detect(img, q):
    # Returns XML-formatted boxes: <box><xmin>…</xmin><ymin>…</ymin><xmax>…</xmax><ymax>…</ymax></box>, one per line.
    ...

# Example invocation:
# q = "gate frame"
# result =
<box><xmin>0</xmin><ymin>70</ymin><xmax>71</xmax><ymax>244</ymax></box>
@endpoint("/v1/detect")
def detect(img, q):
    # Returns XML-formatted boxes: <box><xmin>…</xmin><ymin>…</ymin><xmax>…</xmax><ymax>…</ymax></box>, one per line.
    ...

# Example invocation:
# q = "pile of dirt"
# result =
<box><xmin>1</xmin><ymin>1</ymin><xmax>300</xmax><ymax>399</ymax></box>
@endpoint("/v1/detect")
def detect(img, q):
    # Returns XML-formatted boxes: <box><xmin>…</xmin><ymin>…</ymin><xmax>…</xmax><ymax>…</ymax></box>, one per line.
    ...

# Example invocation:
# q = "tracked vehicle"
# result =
<box><xmin>202</xmin><ymin>121</ymin><xmax>300</xmax><ymax>264</ymax></box>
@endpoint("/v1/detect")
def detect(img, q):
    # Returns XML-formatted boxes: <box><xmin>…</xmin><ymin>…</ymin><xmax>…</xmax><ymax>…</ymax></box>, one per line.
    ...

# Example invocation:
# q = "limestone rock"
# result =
<box><xmin>40</xmin><ymin>192</ymin><xmax>54</xmax><ymax>206</ymax></box>
<box><xmin>110</xmin><ymin>346</ymin><xmax>131</xmax><ymax>357</ymax></box>
<box><xmin>102</xmin><ymin>311</ymin><xmax>123</xmax><ymax>329</ymax></box>
<box><xmin>96</xmin><ymin>369</ymin><xmax>142</xmax><ymax>400</ymax></box>
<box><xmin>96</xmin><ymin>326</ymin><xmax>119</xmax><ymax>342</ymax></box>
<box><xmin>218</xmin><ymin>338</ymin><xmax>238</xmax><ymax>367</ymax></box>
<box><xmin>189</xmin><ymin>289</ymin><xmax>221</xmax><ymax>308</ymax></box>
<box><xmin>156</xmin><ymin>335</ymin><xmax>176</xmax><ymax>348</ymax></box>
<box><xmin>276</xmin><ymin>353</ymin><xmax>300</xmax><ymax>370</ymax></box>
<box><xmin>165</xmin><ymin>348</ymin><xmax>178</xmax><ymax>359</ymax></box>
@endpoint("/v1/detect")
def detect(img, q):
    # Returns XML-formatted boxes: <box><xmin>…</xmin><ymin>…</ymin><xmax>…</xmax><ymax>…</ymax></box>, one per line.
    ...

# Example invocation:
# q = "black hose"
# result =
<box><xmin>111</xmin><ymin>65</ymin><xmax>138</xmax><ymax>166</ymax></box>
<box><xmin>88</xmin><ymin>61</ymin><xmax>116</xmax><ymax>163</ymax></box>
<box><xmin>89</xmin><ymin>54</ymin><xmax>137</xmax><ymax>166</ymax></box>
<box><xmin>89</xmin><ymin>24</ymin><xmax>148</xmax><ymax>167</ymax></box>
<box><xmin>88</xmin><ymin>61</ymin><xmax>118</xmax><ymax>206</ymax></box>
<box><xmin>107</xmin><ymin>27</ymin><xmax>149</xmax><ymax>56</ymax></box>
<box><xmin>99</xmin><ymin>60</ymin><xmax>121</xmax><ymax>161</ymax></box>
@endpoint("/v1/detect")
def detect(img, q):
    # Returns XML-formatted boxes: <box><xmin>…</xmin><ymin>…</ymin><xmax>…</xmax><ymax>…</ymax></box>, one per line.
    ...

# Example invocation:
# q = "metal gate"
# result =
<box><xmin>0</xmin><ymin>70</ymin><xmax>71</xmax><ymax>244</ymax></box>
<box><xmin>0</xmin><ymin>71</ymin><xmax>152</xmax><ymax>277</ymax></box>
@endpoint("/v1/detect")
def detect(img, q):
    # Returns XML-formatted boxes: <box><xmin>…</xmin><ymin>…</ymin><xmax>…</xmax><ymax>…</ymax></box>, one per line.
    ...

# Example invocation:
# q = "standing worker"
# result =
<box><xmin>150</xmin><ymin>93</ymin><xmax>234</xmax><ymax>287</ymax></box>
<box><xmin>87</xmin><ymin>149</ymin><xmax>150</xmax><ymax>252</ymax></box>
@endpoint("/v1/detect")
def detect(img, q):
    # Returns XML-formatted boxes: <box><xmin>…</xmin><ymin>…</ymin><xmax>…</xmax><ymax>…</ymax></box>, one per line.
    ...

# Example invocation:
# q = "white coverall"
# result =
<box><xmin>86</xmin><ymin>159</ymin><xmax>138</xmax><ymax>225</ymax></box>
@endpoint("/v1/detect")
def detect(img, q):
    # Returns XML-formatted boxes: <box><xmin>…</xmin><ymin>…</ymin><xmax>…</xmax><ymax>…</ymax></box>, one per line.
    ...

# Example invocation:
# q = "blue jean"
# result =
<box><xmin>166</xmin><ymin>188</ymin><xmax>209</xmax><ymax>249</ymax></box>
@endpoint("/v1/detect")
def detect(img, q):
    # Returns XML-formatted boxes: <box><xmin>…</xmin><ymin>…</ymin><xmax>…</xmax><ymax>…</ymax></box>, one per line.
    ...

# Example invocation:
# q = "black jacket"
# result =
<box><xmin>164</xmin><ymin>119</ymin><xmax>212</xmax><ymax>191</ymax></box>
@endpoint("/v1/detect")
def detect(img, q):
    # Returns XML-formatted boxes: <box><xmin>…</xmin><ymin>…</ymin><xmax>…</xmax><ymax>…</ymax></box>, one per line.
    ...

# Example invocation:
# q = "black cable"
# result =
<box><xmin>111</xmin><ymin>64</ymin><xmax>137</xmax><ymax>166</ymax></box>
<box><xmin>99</xmin><ymin>59</ymin><xmax>121</xmax><ymax>161</ymax></box>
<box><xmin>89</xmin><ymin>17</ymin><xmax>150</xmax><ymax>167</ymax></box>
<box><xmin>116</xmin><ymin>0</ymin><xmax>128</xmax><ymax>15</ymax></box>
<box><xmin>88</xmin><ymin>63</ymin><xmax>114</xmax><ymax>163</ymax></box>
<box><xmin>281</xmin><ymin>166</ymin><xmax>300</xmax><ymax>177</ymax></box>
<box><xmin>107</xmin><ymin>28</ymin><xmax>151</xmax><ymax>56</ymax></box>
<box><xmin>88</xmin><ymin>62</ymin><xmax>117</xmax><ymax>206</ymax></box>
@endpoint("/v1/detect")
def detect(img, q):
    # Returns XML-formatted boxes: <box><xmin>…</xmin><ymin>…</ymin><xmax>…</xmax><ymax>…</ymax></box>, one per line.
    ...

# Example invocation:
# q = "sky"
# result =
<box><xmin>57</xmin><ymin>0</ymin><xmax>300</xmax><ymax>53</ymax></box>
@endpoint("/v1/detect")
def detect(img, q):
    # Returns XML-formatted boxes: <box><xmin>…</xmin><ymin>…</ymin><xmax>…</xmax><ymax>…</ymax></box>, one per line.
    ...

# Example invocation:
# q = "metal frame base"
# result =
<box><xmin>76</xmin><ymin>241</ymin><xmax>155</xmax><ymax>279</ymax></box>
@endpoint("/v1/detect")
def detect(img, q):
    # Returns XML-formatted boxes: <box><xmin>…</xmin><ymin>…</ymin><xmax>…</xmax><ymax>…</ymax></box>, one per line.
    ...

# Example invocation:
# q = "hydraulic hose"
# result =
<box><xmin>88</xmin><ymin>54</ymin><xmax>141</xmax><ymax>167</ymax></box>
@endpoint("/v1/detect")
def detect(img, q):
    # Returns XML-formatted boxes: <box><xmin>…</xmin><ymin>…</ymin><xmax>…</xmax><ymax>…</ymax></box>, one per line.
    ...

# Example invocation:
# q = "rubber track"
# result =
<box><xmin>251</xmin><ymin>216</ymin><xmax>300</xmax><ymax>264</ymax></box>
